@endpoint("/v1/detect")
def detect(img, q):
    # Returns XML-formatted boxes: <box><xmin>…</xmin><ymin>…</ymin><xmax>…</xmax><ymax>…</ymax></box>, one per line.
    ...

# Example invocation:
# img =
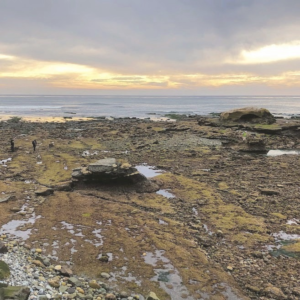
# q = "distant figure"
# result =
<box><xmin>10</xmin><ymin>139</ymin><xmax>14</xmax><ymax>152</ymax></box>
<box><xmin>32</xmin><ymin>140</ymin><xmax>37</xmax><ymax>151</ymax></box>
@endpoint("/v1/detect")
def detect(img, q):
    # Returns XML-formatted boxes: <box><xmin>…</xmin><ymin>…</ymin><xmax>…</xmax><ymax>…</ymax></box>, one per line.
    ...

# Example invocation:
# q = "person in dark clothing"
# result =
<box><xmin>32</xmin><ymin>140</ymin><xmax>37</xmax><ymax>151</ymax></box>
<box><xmin>10</xmin><ymin>139</ymin><xmax>14</xmax><ymax>152</ymax></box>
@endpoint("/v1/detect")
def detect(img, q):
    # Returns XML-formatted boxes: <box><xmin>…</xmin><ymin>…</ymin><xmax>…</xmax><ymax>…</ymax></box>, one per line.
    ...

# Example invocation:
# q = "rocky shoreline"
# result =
<box><xmin>0</xmin><ymin>237</ymin><xmax>146</xmax><ymax>300</ymax></box>
<box><xmin>1</xmin><ymin>108</ymin><xmax>300</xmax><ymax>299</ymax></box>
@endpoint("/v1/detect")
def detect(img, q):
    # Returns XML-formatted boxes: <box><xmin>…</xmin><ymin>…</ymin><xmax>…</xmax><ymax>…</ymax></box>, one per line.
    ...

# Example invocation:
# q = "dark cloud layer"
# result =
<box><xmin>1</xmin><ymin>0</ymin><xmax>300</xmax><ymax>74</ymax></box>
<box><xmin>0</xmin><ymin>1</ymin><xmax>300</xmax><ymax>94</ymax></box>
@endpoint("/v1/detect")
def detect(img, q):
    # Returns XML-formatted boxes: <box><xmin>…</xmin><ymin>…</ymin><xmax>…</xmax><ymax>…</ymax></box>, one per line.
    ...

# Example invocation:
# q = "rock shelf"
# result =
<box><xmin>0</xmin><ymin>110</ymin><xmax>300</xmax><ymax>299</ymax></box>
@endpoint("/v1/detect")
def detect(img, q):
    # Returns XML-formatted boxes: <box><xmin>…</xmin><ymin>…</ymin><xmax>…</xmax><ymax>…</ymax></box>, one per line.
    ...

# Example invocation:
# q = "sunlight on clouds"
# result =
<box><xmin>240</xmin><ymin>42</ymin><xmax>300</xmax><ymax>64</ymax></box>
<box><xmin>0</xmin><ymin>52</ymin><xmax>300</xmax><ymax>90</ymax></box>
<box><xmin>40</xmin><ymin>63</ymin><xmax>94</xmax><ymax>75</ymax></box>
<box><xmin>0</xmin><ymin>53</ymin><xmax>15</xmax><ymax>60</ymax></box>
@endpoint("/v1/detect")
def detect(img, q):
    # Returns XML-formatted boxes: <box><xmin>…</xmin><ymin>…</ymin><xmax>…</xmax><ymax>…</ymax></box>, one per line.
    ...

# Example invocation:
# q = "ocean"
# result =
<box><xmin>0</xmin><ymin>95</ymin><xmax>299</xmax><ymax>118</ymax></box>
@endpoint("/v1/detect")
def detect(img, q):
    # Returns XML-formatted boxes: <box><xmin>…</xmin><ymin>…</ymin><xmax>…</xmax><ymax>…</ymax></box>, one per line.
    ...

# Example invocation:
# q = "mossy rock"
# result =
<box><xmin>0</xmin><ymin>286</ymin><xmax>30</xmax><ymax>300</ymax></box>
<box><xmin>253</xmin><ymin>124</ymin><xmax>282</xmax><ymax>133</ymax></box>
<box><xmin>0</xmin><ymin>261</ymin><xmax>10</xmax><ymax>279</ymax></box>
<box><xmin>220</xmin><ymin>107</ymin><xmax>275</xmax><ymax>124</ymax></box>
<box><xmin>282</xmin><ymin>241</ymin><xmax>300</xmax><ymax>254</ymax></box>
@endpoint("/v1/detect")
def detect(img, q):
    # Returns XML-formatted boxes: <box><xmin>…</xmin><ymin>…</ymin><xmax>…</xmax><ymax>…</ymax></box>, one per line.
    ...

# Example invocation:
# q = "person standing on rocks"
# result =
<box><xmin>32</xmin><ymin>140</ymin><xmax>37</xmax><ymax>151</ymax></box>
<box><xmin>10</xmin><ymin>139</ymin><xmax>14</xmax><ymax>152</ymax></box>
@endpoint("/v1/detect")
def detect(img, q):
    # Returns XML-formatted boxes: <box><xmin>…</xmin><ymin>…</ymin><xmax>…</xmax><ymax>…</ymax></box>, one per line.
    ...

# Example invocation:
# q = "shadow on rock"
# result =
<box><xmin>71</xmin><ymin>158</ymin><xmax>160</xmax><ymax>193</ymax></box>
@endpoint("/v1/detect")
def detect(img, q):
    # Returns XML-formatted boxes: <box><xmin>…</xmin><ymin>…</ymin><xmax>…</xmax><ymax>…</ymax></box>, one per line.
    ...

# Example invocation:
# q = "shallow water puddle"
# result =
<box><xmin>287</xmin><ymin>218</ymin><xmax>300</xmax><ymax>225</ymax></box>
<box><xmin>60</xmin><ymin>220</ymin><xmax>105</xmax><ymax>247</ymax></box>
<box><xmin>158</xmin><ymin>219</ymin><xmax>169</xmax><ymax>225</ymax></box>
<box><xmin>0</xmin><ymin>158</ymin><xmax>12</xmax><ymax>167</ymax></box>
<box><xmin>156</xmin><ymin>189</ymin><xmax>175</xmax><ymax>199</ymax></box>
<box><xmin>0</xmin><ymin>214</ymin><xmax>41</xmax><ymax>240</ymax></box>
<box><xmin>82</xmin><ymin>150</ymin><xmax>99</xmax><ymax>157</ymax></box>
<box><xmin>143</xmin><ymin>250</ymin><xmax>194</xmax><ymax>300</ymax></box>
<box><xmin>91</xmin><ymin>227</ymin><xmax>104</xmax><ymax>247</ymax></box>
<box><xmin>70</xmin><ymin>239</ymin><xmax>77</xmax><ymax>255</ymax></box>
<box><xmin>267</xmin><ymin>231</ymin><xmax>300</xmax><ymax>258</ymax></box>
<box><xmin>273</xmin><ymin>231</ymin><xmax>300</xmax><ymax>240</ymax></box>
<box><xmin>267</xmin><ymin>149</ymin><xmax>300</xmax><ymax>156</ymax></box>
<box><xmin>135</xmin><ymin>164</ymin><xmax>164</xmax><ymax>178</ymax></box>
<box><xmin>109</xmin><ymin>266</ymin><xmax>143</xmax><ymax>291</ymax></box>
<box><xmin>203</xmin><ymin>224</ymin><xmax>214</xmax><ymax>236</ymax></box>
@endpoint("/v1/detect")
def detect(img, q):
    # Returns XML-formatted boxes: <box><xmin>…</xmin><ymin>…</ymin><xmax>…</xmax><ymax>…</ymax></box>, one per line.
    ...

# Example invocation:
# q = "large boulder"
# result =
<box><xmin>72</xmin><ymin>158</ymin><xmax>146</xmax><ymax>183</ymax></box>
<box><xmin>72</xmin><ymin>158</ymin><xmax>159</xmax><ymax>192</ymax></box>
<box><xmin>87</xmin><ymin>158</ymin><xmax>119</xmax><ymax>173</ymax></box>
<box><xmin>220</xmin><ymin>107</ymin><xmax>275</xmax><ymax>124</ymax></box>
<box><xmin>0</xmin><ymin>286</ymin><xmax>30</xmax><ymax>300</ymax></box>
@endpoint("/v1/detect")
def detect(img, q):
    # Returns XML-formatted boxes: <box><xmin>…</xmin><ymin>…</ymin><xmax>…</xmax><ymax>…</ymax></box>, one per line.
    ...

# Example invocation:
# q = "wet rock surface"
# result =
<box><xmin>1</xmin><ymin>110</ymin><xmax>300</xmax><ymax>299</ymax></box>
<box><xmin>72</xmin><ymin>158</ymin><xmax>147</xmax><ymax>183</ymax></box>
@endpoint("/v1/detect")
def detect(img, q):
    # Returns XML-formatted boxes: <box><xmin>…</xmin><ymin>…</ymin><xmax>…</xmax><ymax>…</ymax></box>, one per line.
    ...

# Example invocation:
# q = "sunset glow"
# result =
<box><xmin>1</xmin><ymin>1</ymin><xmax>300</xmax><ymax>94</ymax></box>
<box><xmin>240</xmin><ymin>42</ymin><xmax>300</xmax><ymax>64</ymax></box>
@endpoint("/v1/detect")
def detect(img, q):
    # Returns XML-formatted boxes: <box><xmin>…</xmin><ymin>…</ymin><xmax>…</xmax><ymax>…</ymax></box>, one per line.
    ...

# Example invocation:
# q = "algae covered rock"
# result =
<box><xmin>72</xmin><ymin>158</ymin><xmax>147</xmax><ymax>183</ymax></box>
<box><xmin>0</xmin><ymin>286</ymin><xmax>30</xmax><ymax>300</ymax></box>
<box><xmin>264</xmin><ymin>284</ymin><xmax>287</xmax><ymax>299</ymax></box>
<box><xmin>35</xmin><ymin>187</ymin><xmax>54</xmax><ymax>196</ymax></box>
<box><xmin>72</xmin><ymin>158</ymin><xmax>160</xmax><ymax>193</ymax></box>
<box><xmin>220</xmin><ymin>107</ymin><xmax>275</xmax><ymax>124</ymax></box>
<box><xmin>236</xmin><ymin>138</ymin><xmax>267</xmax><ymax>154</ymax></box>
<box><xmin>87</xmin><ymin>158</ymin><xmax>118</xmax><ymax>173</ymax></box>
<box><xmin>0</xmin><ymin>261</ymin><xmax>10</xmax><ymax>280</ymax></box>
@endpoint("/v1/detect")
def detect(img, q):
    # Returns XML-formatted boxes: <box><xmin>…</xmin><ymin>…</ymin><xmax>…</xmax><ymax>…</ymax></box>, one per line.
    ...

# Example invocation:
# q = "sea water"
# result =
<box><xmin>0</xmin><ymin>95</ymin><xmax>299</xmax><ymax>118</ymax></box>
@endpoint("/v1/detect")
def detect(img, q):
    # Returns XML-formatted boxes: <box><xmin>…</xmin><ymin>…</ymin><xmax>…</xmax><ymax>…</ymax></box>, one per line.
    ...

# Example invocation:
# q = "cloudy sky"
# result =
<box><xmin>1</xmin><ymin>0</ymin><xmax>300</xmax><ymax>95</ymax></box>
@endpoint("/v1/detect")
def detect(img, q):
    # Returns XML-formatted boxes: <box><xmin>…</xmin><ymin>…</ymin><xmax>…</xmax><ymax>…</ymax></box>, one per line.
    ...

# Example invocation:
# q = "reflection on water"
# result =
<box><xmin>0</xmin><ymin>158</ymin><xmax>12</xmax><ymax>166</ymax></box>
<box><xmin>287</xmin><ymin>218</ymin><xmax>300</xmax><ymax>225</ymax></box>
<box><xmin>135</xmin><ymin>164</ymin><xmax>164</xmax><ymax>178</ymax></box>
<box><xmin>156</xmin><ymin>189</ymin><xmax>175</xmax><ymax>198</ymax></box>
<box><xmin>0</xmin><ymin>214</ymin><xmax>41</xmax><ymax>240</ymax></box>
<box><xmin>273</xmin><ymin>231</ymin><xmax>300</xmax><ymax>240</ymax></box>
<box><xmin>143</xmin><ymin>250</ymin><xmax>194</xmax><ymax>300</ymax></box>
<box><xmin>267</xmin><ymin>231</ymin><xmax>300</xmax><ymax>258</ymax></box>
<box><xmin>267</xmin><ymin>149</ymin><xmax>300</xmax><ymax>156</ymax></box>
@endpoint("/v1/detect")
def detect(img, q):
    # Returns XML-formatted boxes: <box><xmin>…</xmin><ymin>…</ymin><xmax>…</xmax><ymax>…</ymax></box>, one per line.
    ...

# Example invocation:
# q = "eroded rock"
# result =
<box><xmin>220</xmin><ymin>107</ymin><xmax>276</xmax><ymax>124</ymax></box>
<box><xmin>72</xmin><ymin>158</ymin><xmax>159</xmax><ymax>192</ymax></box>
<box><xmin>35</xmin><ymin>187</ymin><xmax>54</xmax><ymax>196</ymax></box>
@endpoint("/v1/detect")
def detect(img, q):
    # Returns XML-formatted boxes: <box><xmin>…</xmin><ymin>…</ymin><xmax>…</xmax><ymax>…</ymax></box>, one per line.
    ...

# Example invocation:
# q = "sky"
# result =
<box><xmin>1</xmin><ymin>0</ymin><xmax>300</xmax><ymax>95</ymax></box>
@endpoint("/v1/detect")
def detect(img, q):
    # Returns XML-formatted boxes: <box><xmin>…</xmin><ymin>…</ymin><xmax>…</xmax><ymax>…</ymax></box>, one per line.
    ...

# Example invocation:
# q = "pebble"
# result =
<box><xmin>0</xmin><ymin>238</ymin><xmax>141</xmax><ymax>300</ymax></box>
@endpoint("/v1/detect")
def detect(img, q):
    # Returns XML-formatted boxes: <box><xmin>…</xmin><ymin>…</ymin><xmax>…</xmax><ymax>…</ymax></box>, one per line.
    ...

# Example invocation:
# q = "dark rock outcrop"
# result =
<box><xmin>0</xmin><ymin>242</ymin><xmax>8</xmax><ymax>254</ymax></box>
<box><xmin>72</xmin><ymin>158</ymin><xmax>159</xmax><ymax>193</ymax></box>
<box><xmin>236</xmin><ymin>138</ymin><xmax>268</xmax><ymax>154</ymax></box>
